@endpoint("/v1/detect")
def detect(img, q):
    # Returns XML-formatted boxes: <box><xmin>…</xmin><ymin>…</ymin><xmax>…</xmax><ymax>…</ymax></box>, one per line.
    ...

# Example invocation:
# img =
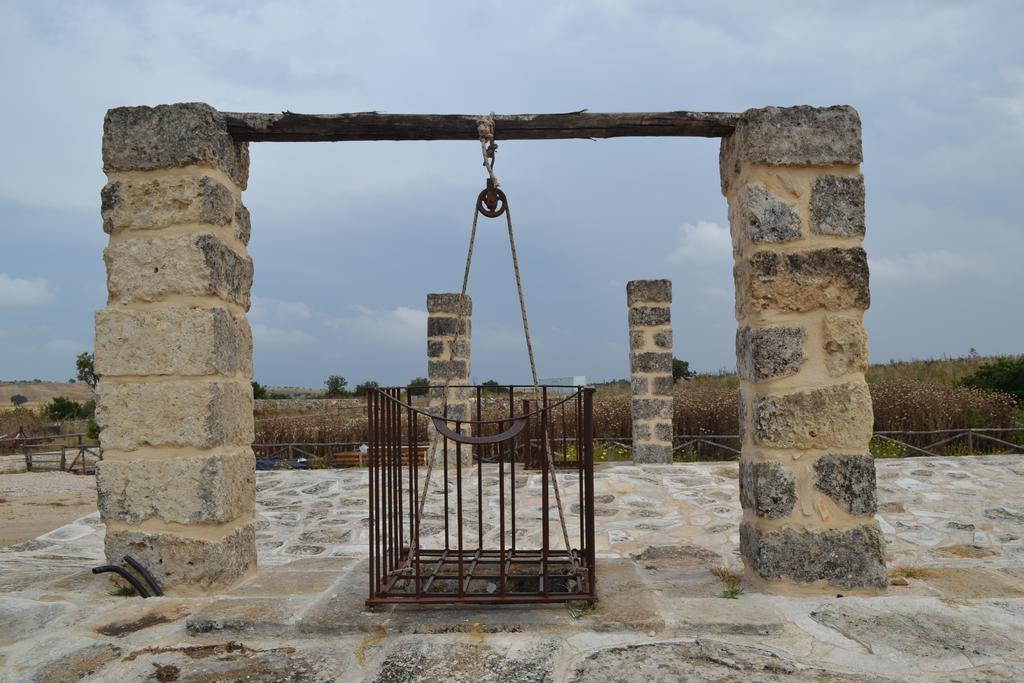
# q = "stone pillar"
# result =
<box><xmin>627</xmin><ymin>280</ymin><xmax>674</xmax><ymax>464</ymax></box>
<box><xmin>722</xmin><ymin>106</ymin><xmax>885</xmax><ymax>591</ymax></box>
<box><xmin>94</xmin><ymin>103</ymin><xmax>256</xmax><ymax>594</ymax></box>
<box><xmin>426</xmin><ymin>293</ymin><xmax>472</xmax><ymax>464</ymax></box>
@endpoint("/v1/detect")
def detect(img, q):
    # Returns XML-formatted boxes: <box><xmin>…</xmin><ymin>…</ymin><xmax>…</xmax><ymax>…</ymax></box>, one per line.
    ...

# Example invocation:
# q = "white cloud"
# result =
<box><xmin>871</xmin><ymin>251</ymin><xmax>997</xmax><ymax>285</ymax></box>
<box><xmin>0</xmin><ymin>273</ymin><xmax>55</xmax><ymax>306</ymax></box>
<box><xmin>44</xmin><ymin>339</ymin><xmax>82</xmax><ymax>354</ymax></box>
<box><xmin>249</xmin><ymin>296</ymin><xmax>313</xmax><ymax>322</ymax></box>
<box><xmin>251</xmin><ymin>323</ymin><xmax>317</xmax><ymax>347</ymax></box>
<box><xmin>325</xmin><ymin>305</ymin><xmax>427</xmax><ymax>346</ymax></box>
<box><xmin>667</xmin><ymin>222</ymin><xmax>732</xmax><ymax>265</ymax></box>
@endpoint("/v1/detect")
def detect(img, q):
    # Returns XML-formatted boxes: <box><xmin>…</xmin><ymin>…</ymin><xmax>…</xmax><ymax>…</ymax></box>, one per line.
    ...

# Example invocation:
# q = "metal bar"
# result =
<box><xmin>498</xmin><ymin>415</ymin><xmax>506</xmax><ymax>595</ymax></box>
<box><xmin>540</xmin><ymin>387</ymin><xmax>549</xmax><ymax>594</ymax></box>
<box><xmin>456</xmin><ymin>425</ymin><xmax>464</xmax><ymax>599</ymax></box>
<box><xmin>476</xmin><ymin>386</ymin><xmax>483</xmax><ymax>550</ymax></box>
<box><xmin>584</xmin><ymin>387</ymin><xmax>597</xmax><ymax>595</ymax></box>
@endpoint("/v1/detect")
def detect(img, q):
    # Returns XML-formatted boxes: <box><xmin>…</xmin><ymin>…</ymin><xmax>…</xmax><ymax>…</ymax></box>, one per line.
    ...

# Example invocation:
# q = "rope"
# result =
<box><xmin>404</xmin><ymin>114</ymin><xmax>576</xmax><ymax>575</ymax></box>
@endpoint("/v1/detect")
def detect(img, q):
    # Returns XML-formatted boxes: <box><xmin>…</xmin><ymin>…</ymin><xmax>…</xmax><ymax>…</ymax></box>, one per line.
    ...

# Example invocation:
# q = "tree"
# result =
<box><xmin>76</xmin><ymin>352</ymin><xmax>97</xmax><ymax>389</ymax></box>
<box><xmin>9</xmin><ymin>394</ymin><xmax>28</xmax><ymax>407</ymax></box>
<box><xmin>43</xmin><ymin>396</ymin><xmax>93</xmax><ymax>421</ymax></box>
<box><xmin>324</xmin><ymin>375</ymin><xmax>348</xmax><ymax>397</ymax></box>
<box><xmin>481</xmin><ymin>379</ymin><xmax>502</xmax><ymax>393</ymax></box>
<box><xmin>959</xmin><ymin>357</ymin><xmax>1024</xmax><ymax>402</ymax></box>
<box><xmin>672</xmin><ymin>357</ymin><xmax>694</xmax><ymax>382</ymax></box>
<box><xmin>353</xmin><ymin>380</ymin><xmax>379</xmax><ymax>397</ymax></box>
<box><xmin>251</xmin><ymin>381</ymin><xmax>268</xmax><ymax>399</ymax></box>
<box><xmin>407</xmin><ymin>377</ymin><xmax>430</xmax><ymax>396</ymax></box>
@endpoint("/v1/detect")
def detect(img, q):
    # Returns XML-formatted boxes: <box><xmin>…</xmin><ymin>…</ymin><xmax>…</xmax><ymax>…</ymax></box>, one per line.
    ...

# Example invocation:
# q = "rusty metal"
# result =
<box><xmin>367</xmin><ymin>384</ymin><xmax>596</xmax><ymax>605</ymax></box>
<box><xmin>476</xmin><ymin>178</ymin><xmax>507</xmax><ymax>217</ymax></box>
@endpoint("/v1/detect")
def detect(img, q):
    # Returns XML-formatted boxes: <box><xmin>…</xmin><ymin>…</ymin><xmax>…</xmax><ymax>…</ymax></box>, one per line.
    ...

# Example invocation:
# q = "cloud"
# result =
<box><xmin>667</xmin><ymin>222</ymin><xmax>732</xmax><ymax>265</ymax></box>
<box><xmin>871</xmin><ymin>251</ymin><xmax>997</xmax><ymax>285</ymax></box>
<box><xmin>44</xmin><ymin>339</ymin><xmax>82</xmax><ymax>354</ymax></box>
<box><xmin>324</xmin><ymin>305</ymin><xmax>427</xmax><ymax>346</ymax></box>
<box><xmin>251</xmin><ymin>323</ymin><xmax>317</xmax><ymax>347</ymax></box>
<box><xmin>250</xmin><ymin>296</ymin><xmax>313</xmax><ymax>322</ymax></box>
<box><xmin>0</xmin><ymin>273</ymin><xmax>55</xmax><ymax>306</ymax></box>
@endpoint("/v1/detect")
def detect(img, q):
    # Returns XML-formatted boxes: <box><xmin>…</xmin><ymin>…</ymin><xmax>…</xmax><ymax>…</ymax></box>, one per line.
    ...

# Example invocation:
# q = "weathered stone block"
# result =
<box><xmin>97</xmin><ymin>450</ymin><xmax>255</xmax><ymax>524</ymax></box>
<box><xmin>654</xmin><ymin>423</ymin><xmax>673</xmax><ymax>442</ymax></box>
<box><xmin>97</xmin><ymin>379</ymin><xmax>254</xmax><ymax>450</ymax></box>
<box><xmin>739</xmin><ymin>521</ymin><xmax>886</xmax><ymax>588</ymax></box>
<box><xmin>104</xmin><ymin>234</ymin><xmax>253</xmax><ymax>308</ymax></box>
<box><xmin>739</xmin><ymin>185</ymin><xmax>802</xmax><ymax>244</ymax></box>
<box><xmin>627</xmin><ymin>279</ymin><xmax>672</xmax><ymax>305</ymax></box>
<box><xmin>426</xmin><ymin>339</ymin><xmax>445</xmax><ymax>358</ymax></box>
<box><xmin>752</xmin><ymin>382</ymin><xmax>873</xmax><ymax>450</ymax></box>
<box><xmin>629</xmin><ymin>306</ymin><xmax>671</xmax><ymax>327</ymax></box>
<box><xmin>428</xmin><ymin>359</ymin><xmax>468</xmax><ymax>380</ymax></box>
<box><xmin>720</xmin><ymin>105</ymin><xmax>862</xmax><ymax>192</ymax></box>
<box><xmin>631</xmin><ymin>376</ymin><xmax>648</xmax><ymax>395</ymax></box>
<box><xmin>823</xmin><ymin>315</ymin><xmax>868</xmax><ymax>377</ymax></box>
<box><xmin>814</xmin><ymin>454</ymin><xmax>877</xmax><ymax>516</ymax></box>
<box><xmin>426</xmin><ymin>293</ymin><xmax>472</xmax><ymax>315</ymax></box>
<box><xmin>630</xmin><ymin>351</ymin><xmax>672</xmax><ymax>374</ymax></box>
<box><xmin>810</xmin><ymin>175</ymin><xmax>865</xmax><ymax>237</ymax></box>
<box><xmin>448</xmin><ymin>339</ymin><xmax>471</xmax><ymax>359</ymax></box>
<box><xmin>633</xmin><ymin>423</ymin><xmax>651</xmax><ymax>440</ymax></box>
<box><xmin>734</xmin><ymin>248</ymin><xmax>869</xmax><ymax>316</ymax></box>
<box><xmin>234</xmin><ymin>202</ymin><xmax>251</xmax><ymax>245</ymax></box>
<box><xmin>736</xmin><ymin>325</ymin><xmax>805</xmax><ymax>382</ymax></box>
<box><xmin>634</xmin><ymin>443</ymin><xmax>672</xmax><ymax>464</ymax></box>
<box><xmin>426</xmin><ymin>317</ymin><xmax>469</xmax><ymax>337</ymax></box>
<box><xmin>95</xmin><ymin>307</ymin><xmax>252</xmax><ymax>377</ymax></box>
<box><xmin>739</xmin><ymin>461</ymin><xmax>796</xmax><ymax>518</ymax></box>
<box><xmin>653</xmin><ymin>330</ymin><xmax>672</xmax><ymax>349</ymax></box>
<box><xmin>104</xmin><ymin>522</ymin><xmax>256</xmax><ymax>592</ymax></box>
<box><xmin>629</xmin><ymin>330</ymin><xmax>645</xmax><ymax>350</ymax></box>
<box><xmin>101</xmin><ymin>175</ymin><xmax>234</xmax><ymax>234</ymax></box>
<box><xmin>651</xmin><ymin>376</ymin><xmax>675</xmax><ymax>396</ymax></box>
<box><xmin>103</xmin><ymin>103</ymin><xmax>249</xmax><ymax>188</ymax></box>
<box><xmin>632</xmin><ymin>398</ymin><xmax>673</xmax><ymax>420</ymax></box>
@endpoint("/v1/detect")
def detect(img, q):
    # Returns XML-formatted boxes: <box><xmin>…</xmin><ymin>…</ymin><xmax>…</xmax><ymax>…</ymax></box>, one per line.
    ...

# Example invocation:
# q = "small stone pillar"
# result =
<box><xmin>94</xmin><ymin>103</ymin><xmax>256</xmax><ymax>593</ymax></box>
<box><xmin>627</xmin><ymin>280</ymin><xmax>673</xmax><ymax>464</ymax></box>
<box><xmin>722</xmin><ymin>106</ymin><xmax>885</xmax><ymax>591</ymax></box>
<box><xmin>426</xmin><ymin>293</ymin><xmax>472</xmax><ymax>464</ymax></box>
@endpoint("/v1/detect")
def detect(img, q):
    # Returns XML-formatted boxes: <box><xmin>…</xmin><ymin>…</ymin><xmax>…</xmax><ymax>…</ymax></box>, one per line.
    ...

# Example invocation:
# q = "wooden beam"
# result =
<box><xmin>222</xmin><ymin>110</ymin><xmax>740</xmax><ymax>142</ymax></box>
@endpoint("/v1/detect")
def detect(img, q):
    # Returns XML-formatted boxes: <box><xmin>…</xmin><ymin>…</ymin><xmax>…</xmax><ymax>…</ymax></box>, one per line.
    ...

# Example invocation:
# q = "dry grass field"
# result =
<box><xmin>0</xmin><ymin>381</ymin><xmax>94</xmax><ymax>409</ymax></box>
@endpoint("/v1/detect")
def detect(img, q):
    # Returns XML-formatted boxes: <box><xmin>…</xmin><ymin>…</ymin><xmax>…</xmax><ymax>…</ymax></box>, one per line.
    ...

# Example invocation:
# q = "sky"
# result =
<box><xmin>1</xmin><ymin>1</ymin><xmax>1022</xmax><ymax>388</ymax></box>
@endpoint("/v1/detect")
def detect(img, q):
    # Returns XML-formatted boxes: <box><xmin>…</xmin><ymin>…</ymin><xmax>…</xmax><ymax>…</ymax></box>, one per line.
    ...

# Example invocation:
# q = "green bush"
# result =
<box><xmin>958</xmin><ymin>357</ymin><xmax>1024</xmax><ymax>402</ymax></box>
<box><xmin>42</xmin><ymin>396</ymin><xmax>93</xmax><ymax>421</ymax></box>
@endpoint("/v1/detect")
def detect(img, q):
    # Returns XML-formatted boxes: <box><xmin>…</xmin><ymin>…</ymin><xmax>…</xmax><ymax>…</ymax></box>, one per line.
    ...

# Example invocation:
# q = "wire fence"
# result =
<box><xmin>4</xmin><ymin>428</ymin><xmax>1022</xmax><ymax>472</ymax></box>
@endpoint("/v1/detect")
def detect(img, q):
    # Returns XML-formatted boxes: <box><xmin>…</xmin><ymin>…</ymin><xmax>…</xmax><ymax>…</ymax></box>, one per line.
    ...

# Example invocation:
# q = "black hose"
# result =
<box><xmin>92</xmin><ymin>564</ymin><xmax>151</xmax><ymax>598</ymax></box>
<box><xmin>123</xmin><ymin>555</ymin><xmax>163</xmax><ymax>597</ymax></box>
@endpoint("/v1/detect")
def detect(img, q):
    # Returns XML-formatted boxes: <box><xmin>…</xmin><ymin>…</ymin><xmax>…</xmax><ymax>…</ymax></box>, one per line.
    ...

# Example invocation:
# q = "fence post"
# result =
<box><xmin>60</xmin><ymin>446</ymin><xmax>67</xmax><ymax>472</ymax></box>
<box><xmin>967</xmin><ymin>429</ymin><xmax>974</xmax><ymax>454</ymax></box>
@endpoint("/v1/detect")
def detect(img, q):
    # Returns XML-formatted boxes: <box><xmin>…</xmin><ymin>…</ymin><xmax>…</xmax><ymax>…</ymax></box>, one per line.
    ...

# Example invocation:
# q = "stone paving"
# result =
<box><xmin>1</xmin><ymin>456</ymin><xmax>1024</xmax><ymax>681</ymax></box>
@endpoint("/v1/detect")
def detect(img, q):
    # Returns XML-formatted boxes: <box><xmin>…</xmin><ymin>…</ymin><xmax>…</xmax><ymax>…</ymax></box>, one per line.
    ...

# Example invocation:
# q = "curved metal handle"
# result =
<box><xmin>430</xmin><ymin>417</ymin><xmax>527</xmax><ymax>445</ymax></box>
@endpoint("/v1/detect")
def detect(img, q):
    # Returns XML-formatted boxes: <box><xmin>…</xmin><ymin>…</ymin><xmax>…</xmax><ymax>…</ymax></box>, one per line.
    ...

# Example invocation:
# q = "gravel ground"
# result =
<box><xmin>0</xmin><ymin>472</ymin><xmax>97</xmax><ymax>499</ymax></box>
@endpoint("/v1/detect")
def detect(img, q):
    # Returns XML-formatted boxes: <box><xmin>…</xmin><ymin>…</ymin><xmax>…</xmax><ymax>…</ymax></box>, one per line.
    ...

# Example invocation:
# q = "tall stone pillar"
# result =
<box><xmin>94</xmin><ymin>103</ymin><xmax>256</xmax><ymax>593</ymax></box>
<box><xmin>627</xmin><ymin>280</ymin><xmax>674</xmax><ymax>464</ymax></box>
<box><xmin>722</xmin><ymin>106</ymin><xmax>885</xmax><ymax>591</ymax></box>
<box><xmin>426</xmin><ymin>293</ymin><xmax>472</xmax><ymax>464</ymax></box>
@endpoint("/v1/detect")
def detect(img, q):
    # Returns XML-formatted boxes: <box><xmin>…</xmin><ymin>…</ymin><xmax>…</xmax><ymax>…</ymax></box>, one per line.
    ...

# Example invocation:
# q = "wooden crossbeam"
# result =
<box><xmin>223</xmin><ymin>110</ymin><xmax>740</xmax><ymax>142</ymax></box>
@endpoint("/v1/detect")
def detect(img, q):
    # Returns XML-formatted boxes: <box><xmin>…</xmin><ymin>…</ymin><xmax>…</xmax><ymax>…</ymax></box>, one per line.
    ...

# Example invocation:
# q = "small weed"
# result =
<box><xmin>567</xmin><ymin>601</ymin><xmax>597</xmax><ymax>619</ymax></box>
<box><xmin>711</xmin><ymin>565</ymin><xmax>744</xmax><ymax>599</ymax></box>
<box><xmin>890</xmin><ymin>565</ymin><xmax>936</xmax><ymax>580</ymax></box>
<box><xmin>720</xmin><ymin>585</ymin><xmax>745</xmax><ymax>599</ymax></box>
<box><xmin>109</xmin><ymin>580</ymin><xmax>137</xmax><ymax>597</ymax></box>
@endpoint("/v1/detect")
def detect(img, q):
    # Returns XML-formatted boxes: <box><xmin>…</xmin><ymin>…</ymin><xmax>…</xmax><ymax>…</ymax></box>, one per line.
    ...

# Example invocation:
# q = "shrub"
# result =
<box><xmin>42</xmin><ymin>396</ymin><xmax>93</xmax><ymax>421</ymax></box>
<box><xmin>9</xmin><ymin>394</ymin><xmax>27</xmax><ymax>407</ymax></box>
<box><xmin>958</xmin><ymin>357</ymin><xmax>1024</xmax><ymax>402</ymax></box>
